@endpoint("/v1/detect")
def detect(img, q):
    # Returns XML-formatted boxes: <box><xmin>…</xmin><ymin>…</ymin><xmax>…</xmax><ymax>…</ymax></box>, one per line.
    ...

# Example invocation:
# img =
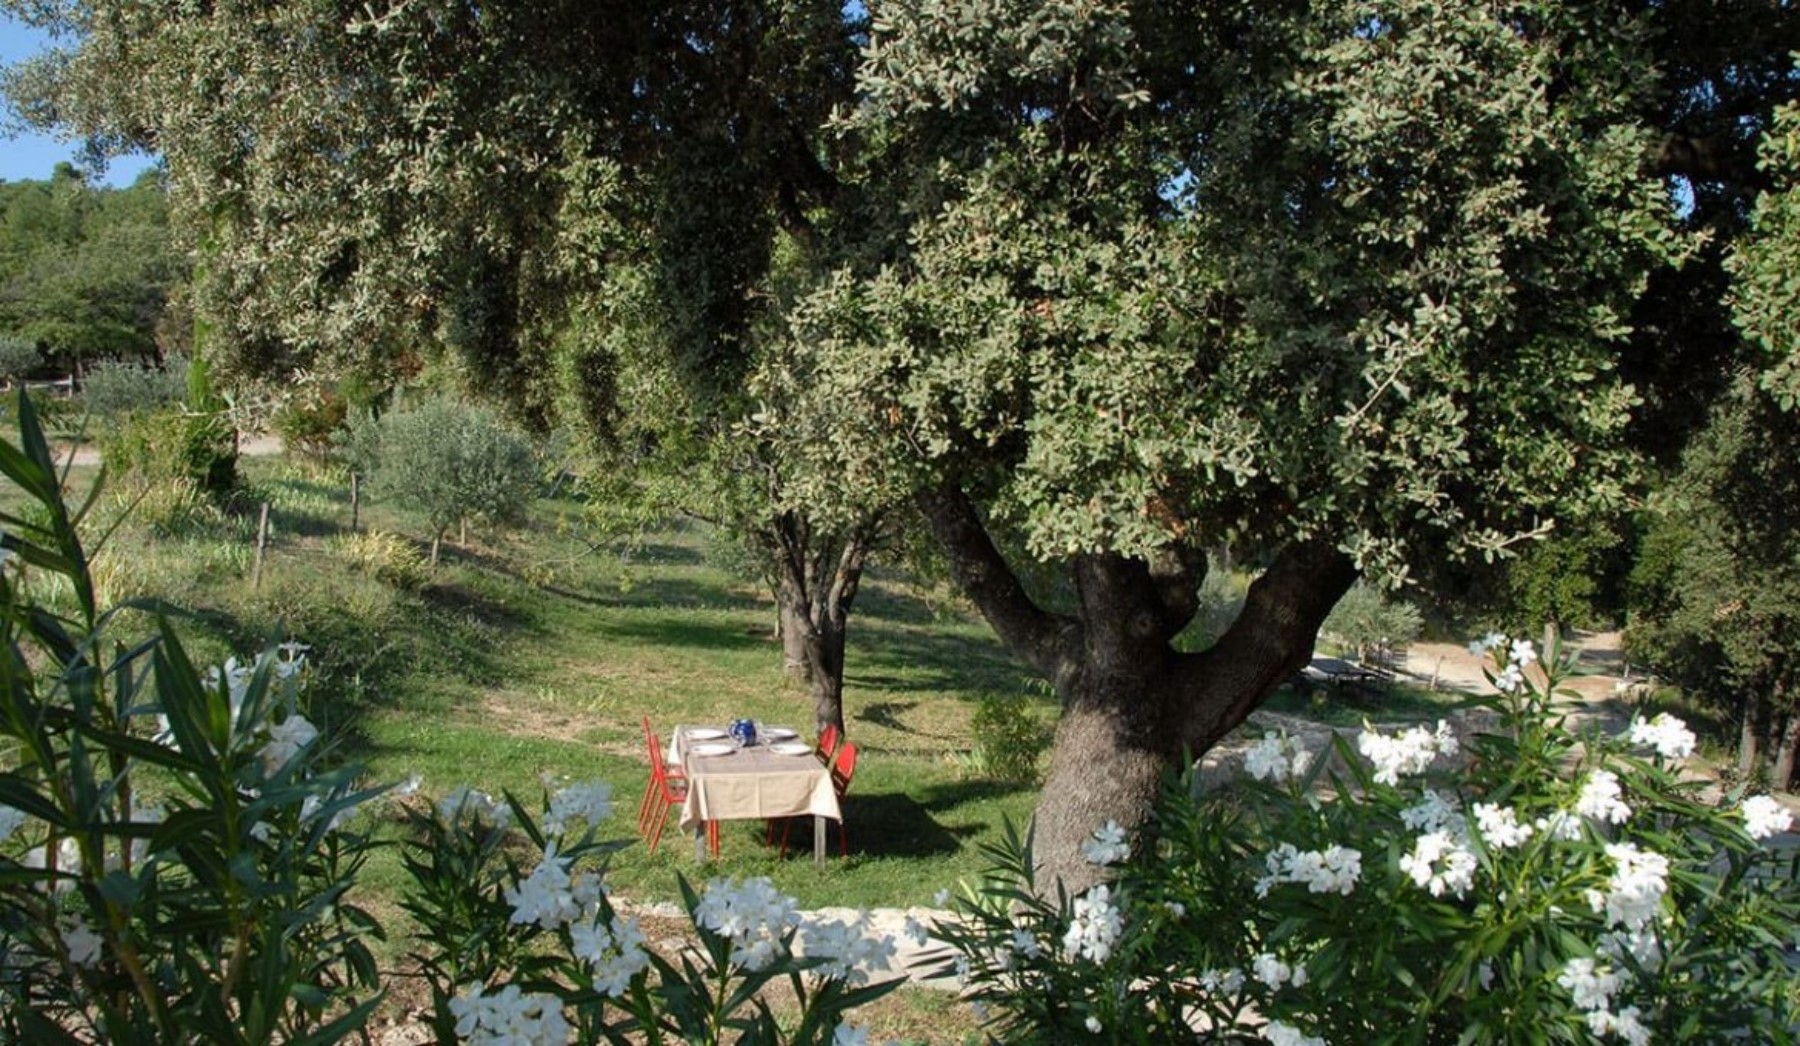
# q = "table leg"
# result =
<box><xmin>814</xmin><ymin>814</ymin><xmax>825</xmax><ymax>864</ymax></box>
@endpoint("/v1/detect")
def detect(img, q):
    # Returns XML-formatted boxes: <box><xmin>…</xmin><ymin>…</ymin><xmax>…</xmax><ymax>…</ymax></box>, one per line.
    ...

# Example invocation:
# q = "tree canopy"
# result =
<box><xmin>0</xmin><ymin>164</ymin><xmax>183</xmax><ymax>368</ymax></box>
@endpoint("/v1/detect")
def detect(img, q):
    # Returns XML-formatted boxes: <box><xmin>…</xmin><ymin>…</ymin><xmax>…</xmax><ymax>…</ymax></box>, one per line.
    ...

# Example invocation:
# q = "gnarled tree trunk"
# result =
<box><xmin>920</xmin><ymin>483</ymin><xmax>1357</xmax><ymax>895</ymax></box>
<box><xmin>1739</xmin><ymin>688</ymin><xmax>1765</xmax><ymax>780</ymax></box>
<box><xmin>763</xmin><ymin>511</ymin><xmax>874</xmax><ymax>738</ymax></box>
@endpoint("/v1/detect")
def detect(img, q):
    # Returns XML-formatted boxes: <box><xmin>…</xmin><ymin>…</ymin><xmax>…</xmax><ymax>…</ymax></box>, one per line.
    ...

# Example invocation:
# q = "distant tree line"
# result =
<box><xmin>0</xmin><ymin>162</ymin><xmax>186</xmax><ymax>377</ymax></box>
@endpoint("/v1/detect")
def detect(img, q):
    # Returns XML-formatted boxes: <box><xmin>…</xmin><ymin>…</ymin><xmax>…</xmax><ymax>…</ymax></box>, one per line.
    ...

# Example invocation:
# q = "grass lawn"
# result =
<box><xmin>12</xmin><ymin>451</ymin><xmax>1048</xmax><ymax>917</ymax></box>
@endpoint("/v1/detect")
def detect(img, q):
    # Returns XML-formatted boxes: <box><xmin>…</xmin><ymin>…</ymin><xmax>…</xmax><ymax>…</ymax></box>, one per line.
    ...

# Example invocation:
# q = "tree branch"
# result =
<box><xmin>1173</xmin><ymin>539</ymin><xmax>1357</xmax><ymax>751</ymax></box>
<box><xmin>915</xmin><ymin>481</ymin><xmax>1080</xmax><ymax>681</ymax></box>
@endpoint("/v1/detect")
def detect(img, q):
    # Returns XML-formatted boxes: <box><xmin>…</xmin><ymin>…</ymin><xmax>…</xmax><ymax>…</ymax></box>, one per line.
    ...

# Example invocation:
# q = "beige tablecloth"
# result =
<box><xmin>671</xmin><ymin>726</ymin><xmax>840</xmax><ymax>833</ymax></box>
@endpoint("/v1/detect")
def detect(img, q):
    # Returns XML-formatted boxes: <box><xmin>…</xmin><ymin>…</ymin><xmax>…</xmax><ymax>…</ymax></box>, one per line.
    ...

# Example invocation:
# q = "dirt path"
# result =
<box><xmin>51</xmin><ymin>433</ymin><xmax>285</xmax><ymax>468</ymax></box>
<box><xmin>1401</xmin><ymin>629</ymin><xmax>1627</xmax><ymax>699</ymax></box>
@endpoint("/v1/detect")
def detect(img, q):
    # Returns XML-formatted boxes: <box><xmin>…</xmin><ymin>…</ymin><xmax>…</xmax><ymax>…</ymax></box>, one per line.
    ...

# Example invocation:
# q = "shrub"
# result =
<box><xmin>1321</xmin><ymin>581</ymin><xmax>1424</xmax><ymax>662</ymax></box>
<box><xmin>968</xmin><ymin>689</ymin><xmax>1052</xmax><ymax>783</ymax></box>
<box><xmin>272</xmin><ymin>382</ymin><xmax>350</xmax><ymax>463</ymax></box>
<box><xmin>358</xmin><ymin>397</ymin><xmax>539</xmax><ymax>564</ymax></box>
<box><xmin>0</xmin><ymin>335</ymin><xmax>40</xmax><ymax>384</ymax></box>
<box><xmin>81</xmin><ymin>355</ymin><xmax>188</xmax><ymax>416</ymax></box>
<box><xmin>939</xmin><ymin>639</ymin><xmax>1800</xmax><ymax>1043</ymax></box>
<box><xmin>97</xmin><ymin>405</ymin><xmax>238</xmax><ymax>498</ymax></box>
<box><xmin>330</xmin><ymin>529</ymin><xmax>430</xmax><ymax>590</ymax></box>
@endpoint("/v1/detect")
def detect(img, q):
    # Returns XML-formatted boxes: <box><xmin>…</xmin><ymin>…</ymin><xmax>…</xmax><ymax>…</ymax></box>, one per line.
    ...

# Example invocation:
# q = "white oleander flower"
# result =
<box><xmin>448</xmin><ymin>983</ymin><xmax>570</xmax><ymax>1045</ymax></box>
<box><xmin>1592</xmin><ymin>1005</ymin><xmax>1652</xmax><ymax>1046</ymax></box>
<box><xmin>1626</xmin><ymin>713</ymin><xmax>1696</xmax><ymax>760</ymax></box>
<box><xmin>543</xmin><ymin>780</ymin><xmax>613</xmax><ymax>836</ymax></box>
<box><xmin>1245</xmin><ymin>731</ymin><xmax>1311</xmax><ymax>784</ymax></box>
<box><xmin>1399</xmin><ymin>830</ymin><xmax>1478</xmax><ymax>898</ymax></box>
<box><xmin>902</xmin><ymin>915</ymin><xmax>931</xmax><ymax>946</ymax></box>
<box><xmin>1740</xmin><ymin>795</ymin><xmax>1793</xmax><ymax>840</ymax></box>
<box><xmin>438</xmin><ymin>786</ymin><xmax>512</xmax><ymax>828</ymax></box>
<box><xmin>260</xmin><ymin>713</ymin><xmax>319</xmax><ymax>773</ymax></box>
<box><xmin>1576</xmin><ymin>769</ymin><xmax>1632</xmax><ymax>825</ymax></box>
<box><xmin>1401</xmin><ymin>789</ymin><xmax>1464</xmax><ymax>834</ymax></box>
<box><xmin>1010</xmin><ymin>926</ymin><xmax>1042</xmax><ymax>959</ymax></box>
<box><xmin>1472</xmin><ymin>802</ymin><xmax>1534</xmax><ymax>850</ymax></box>
<box><xmin>1588</xmin><ymin>842</ymin><xmax>1669</xmax><ymax>932</ymax></box>
<box><xmin>1061</xmin><ymin>885</ymin><xmax>1122</xmax><ymax>963</ymax></box>
<box><xmin>1080</xmin><ymin>820</ymin><xmax>1131</xmax><ymax>865</ymax></box>
<box><xmin>800</xmin><ymin>910</ymin><xmax>898</xmax><ymax>986</ymax></box>
<box><xmin>1494</xmin><ymin>662</ymin><xmax>1526</xmax><ymax>694</ymax></box>
<box><xmin>1200</xmin><ymin>967</ymin><xmax>1245</xmax><ymax>995</ymax></box>
<box><xmin>1509</xmin><ymin>638</ymin><xmax>1537</xmax><ymax>666</ymax></box>
<box><xmin>1535</xmin><ymin>809</ymin><xmax>1583</xmax><ymax>842</ymax></box>
<box><xmin>1598</xmin><ymin>928</ymin><xmax>1663</xmax><ymax>971</ymax></box>
<box><xmin>1085</xmin><ymin>1016</ymin><xmax>1103</xmax><ymax>1033</ymax></box>
<box><xmin>1557</xmin><ymin>956</ymin><xmax>1623</xmax><ymax>1012</ymax></box>
<box><xmin>694</xmin><ymin>876</ymin><xmax>801</xmax><ymax>971</ymax></box>
<box><xmin>1251</xmin><ymin>952</ymin><xmax>1305</xmax><ymax>990</ymax></box>
<box><xmin>505</xmin><ymin>845</ymin><xmax>581</xmax><ymax>930</ymax></box>
<box><xmin>1468</xmin><ymin>632</ymin><xmax>1508</xmax><ymax>656</ymax></box>
<box><xmin>1359</xmin><ymin>720</ymin><xmax>1458</xmax><ymax>785</ymax></box>
<box><xmin>832</xmin><ymin>1022</ymin><xmax>870</xmax><ymax>1046</ymax></box>
<box><xmin>1259</xmin><ymin>842</ymin><xmax>1362</xmax><ymax>896</ymax></box>
<box><xmin>569</xmin><ymin>913</ymin><xmax>650</xmax><ymax>997</ymax></box>
<box><xmin>1264</xmin><ymin>1020</ymin><xmax>1327</xmax><ymax>1046</ymax></box>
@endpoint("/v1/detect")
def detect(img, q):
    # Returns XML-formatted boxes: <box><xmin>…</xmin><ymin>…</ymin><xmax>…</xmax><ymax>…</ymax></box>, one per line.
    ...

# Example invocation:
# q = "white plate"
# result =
<box><xmin>691</xmin><ymin>742</ymin><xmax>738</xmax><ymax>757</ymax></box>
<box><xmin>761</xmin><ymin>727</ymin><xmax>798</xmax><ymax>741</ymax></box>
<box><xmin>686</xmin><ymin>728</ymin><xmax>727</xmax><ymax>741</ymax></box>
<box><xmin>769</xmin><ymin>742</ymin><xmax>813</xmax><ymax>757</ymax></box>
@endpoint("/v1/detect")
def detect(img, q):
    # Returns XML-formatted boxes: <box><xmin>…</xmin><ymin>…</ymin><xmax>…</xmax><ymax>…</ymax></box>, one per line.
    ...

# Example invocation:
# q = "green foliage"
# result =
<box><xmin>1321</xmin><ymin>582</ymin><xmax>1424</xmax><ymax>661</ymax></box>
<box><xmin>356</xmin><ymin>397</ymin><xmax>538</xmax><ymax>561</ymax></box>
<box><xmin>97</xmin><ymin>402</ymin><xmax>238</xmax><ymax>499</ymax></box>
<box><xmin>1497</xmin><ymin>518</ymin><xmax>1634</xmax><ymax>632</ymax></box>
<box><xmin>967</xmin><ymin>689</ymin><xmax>1051</xmax><ymax>783</ymax></box>
<box><xmin>0</xmin><ymin>393</ymin><xmax>385</xmax><ymax>1043</ymax></box>
<box><xmin>0</xmin><ymin>166</ymin><xmax>184</xmax><ymax>367</ymax></box>
<box><xmin>272</xmin><ymin>381</ymin><xmax>350</xmax><ymax>462</ymax></box>
<box><xmin>0</xmin><ymin>334</ymin><xmax>40</xmax><ymax>382</ymax></box>
<box><xmin>80</xmin><ymin>354</ymin><xmax>187</xmax><ymax>416</ymax></box>
<box><xmin>939</xmin><ymin>643</ymin><xmax>1800</xmax><ymax>1042</ymax></box>
<box><xmin>1731</xmin><ymin>95</ymin><xmax>1800</xmax><ymax>411</ymax></box>
<box><xmin>1626</xmin><ymin>376</ymin><xmax>1800</xmax><ymax>769</ymax></box>
<box><xmin>329</xmin><ymin>529</ymin><xmax>429</xmax><ymax>591</ymax></box>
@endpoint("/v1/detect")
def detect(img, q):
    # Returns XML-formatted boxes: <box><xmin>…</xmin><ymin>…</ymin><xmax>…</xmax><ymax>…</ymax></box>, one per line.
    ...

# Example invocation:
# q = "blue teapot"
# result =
<box><xmin>728</xmin><ymin>718</ymin><xmax>758</xmax><ymax>747</ymax></box>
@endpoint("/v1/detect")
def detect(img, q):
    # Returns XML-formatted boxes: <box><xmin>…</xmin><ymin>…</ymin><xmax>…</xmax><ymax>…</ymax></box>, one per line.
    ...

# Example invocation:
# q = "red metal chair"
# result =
<box><xmin>640</xmin><ymin>717</ymin><xmax>716</xmax><ymax>856</ymax></box>
<box><xmin>778</xmin><ymin>739</ymin><xmax>857</xmax><ymax>858</ymax></box>
<box><xmin>817</xmin><ymin>722</ymin><xmax>841</xmax><ymax>761</ymax></box>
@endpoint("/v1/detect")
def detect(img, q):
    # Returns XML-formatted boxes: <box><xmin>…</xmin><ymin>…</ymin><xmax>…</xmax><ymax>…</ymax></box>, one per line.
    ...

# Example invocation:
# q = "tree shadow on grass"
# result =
<box><xmin>778</xmin><ymin>779</ymin><xmax>1035</xmax><ymax>860</ymax></box>
<box><xmin>590</xmin><ymin>611</ymin><xmax>769</xmax><ymax>654</ymax></box>
<box><xmin>847</xmin><ymin>623</ymin><xmax>1035</xmax><ymax>698</ymax></box>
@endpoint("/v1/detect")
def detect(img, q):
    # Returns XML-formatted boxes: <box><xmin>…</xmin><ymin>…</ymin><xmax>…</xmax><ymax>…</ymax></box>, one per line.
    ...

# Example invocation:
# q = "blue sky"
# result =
<box><xmin>1</xmin><ymin>12</ymin><xmax>157</xmax><ymax>186</ymax></box>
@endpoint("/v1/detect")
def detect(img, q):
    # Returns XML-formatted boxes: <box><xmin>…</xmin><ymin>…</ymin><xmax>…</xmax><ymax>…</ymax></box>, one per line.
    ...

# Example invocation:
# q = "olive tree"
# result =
<box><xmin>351</xmin><ymin>399</ymin><xmax>538</xmax><ymax>566</ymax></box>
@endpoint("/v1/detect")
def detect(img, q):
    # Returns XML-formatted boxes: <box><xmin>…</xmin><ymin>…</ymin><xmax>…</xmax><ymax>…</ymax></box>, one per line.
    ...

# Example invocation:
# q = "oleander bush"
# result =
<box><xmin>938</xmin><ymin>637</ymin><xmax>1800</xmax><ymax>1044</ymax></box>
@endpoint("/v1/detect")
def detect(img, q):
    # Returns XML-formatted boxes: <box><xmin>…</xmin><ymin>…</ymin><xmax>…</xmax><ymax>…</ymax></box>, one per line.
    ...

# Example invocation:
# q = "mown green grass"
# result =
<box><xmin>14</xmin><ymin>451</ymin><xmax>1047</xmax><ymax>917</ymax></box>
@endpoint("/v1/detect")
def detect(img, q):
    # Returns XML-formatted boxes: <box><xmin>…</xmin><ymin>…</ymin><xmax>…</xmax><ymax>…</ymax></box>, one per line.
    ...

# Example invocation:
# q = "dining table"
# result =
<box><xmin>668</xmin><ymin>725</ymin><xmax>840</xmax><ymax>864</ymax></box>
